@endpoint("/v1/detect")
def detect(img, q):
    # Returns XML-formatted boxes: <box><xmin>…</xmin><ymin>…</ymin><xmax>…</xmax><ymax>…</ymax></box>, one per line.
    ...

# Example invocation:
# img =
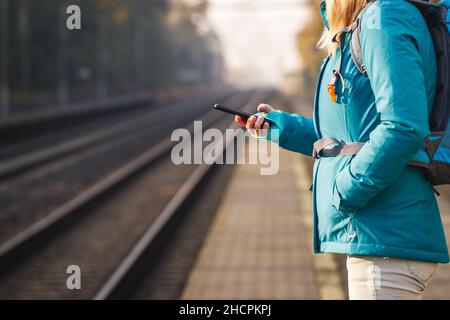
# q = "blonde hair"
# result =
<box><xmin>318</xmin><ymin>0</ymin><xmax>367</xmax><ymax>55</ymax></box>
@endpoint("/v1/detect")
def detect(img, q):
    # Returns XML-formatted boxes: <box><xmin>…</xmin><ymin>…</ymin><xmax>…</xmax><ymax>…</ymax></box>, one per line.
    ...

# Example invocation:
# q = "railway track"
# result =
<box><xmin>0</xmin><ymin>89</ymin><xmax>270</xmax><ymax>299</ymax></box>
<box><xmin>0</xmin><ymin>90</ymin><xmax>233</xmax><ymax>179</ymax></box>
<box><xmin>0</xmin><ymin>86</ymin><xmax>227</xmax><ymax>157</ymax></box>
<box><xmin>0</xmin><ymin>90</ymin><xmax>238</xmax><ymax>245</ymax></box>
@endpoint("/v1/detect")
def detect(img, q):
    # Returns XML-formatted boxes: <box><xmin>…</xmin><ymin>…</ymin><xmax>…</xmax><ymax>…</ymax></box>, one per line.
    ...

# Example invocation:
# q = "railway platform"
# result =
<box><xmin>182</xmin><ymin>145</ymin><xmax>346</xmax><ymax>300</ymax></box>
<box><xmin>425</xmin><ymin>192</ymin><xmax>450</xmax><ymax>299</ymax></box>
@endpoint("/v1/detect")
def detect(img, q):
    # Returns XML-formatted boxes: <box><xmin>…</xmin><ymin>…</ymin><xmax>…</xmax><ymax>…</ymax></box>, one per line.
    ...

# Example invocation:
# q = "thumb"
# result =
<box><xmin>257</xmin><ymin>104</ymin><xmax>274</xmax><ymax>114</ymax></box>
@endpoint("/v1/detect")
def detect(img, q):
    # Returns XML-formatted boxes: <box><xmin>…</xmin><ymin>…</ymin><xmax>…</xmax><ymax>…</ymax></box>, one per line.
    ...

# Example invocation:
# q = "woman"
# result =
<box><xmin>236</xmin><ymin>0</ymin><xmax>449</xmax><ymax>300</ymax></box>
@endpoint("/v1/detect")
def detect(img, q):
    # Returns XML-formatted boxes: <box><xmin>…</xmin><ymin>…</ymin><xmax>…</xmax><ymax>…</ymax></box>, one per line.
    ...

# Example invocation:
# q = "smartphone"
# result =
<box><xmin>213</xmin><ymin>104</ymin><xmax>272</xmax><ymax>124</ymax></box>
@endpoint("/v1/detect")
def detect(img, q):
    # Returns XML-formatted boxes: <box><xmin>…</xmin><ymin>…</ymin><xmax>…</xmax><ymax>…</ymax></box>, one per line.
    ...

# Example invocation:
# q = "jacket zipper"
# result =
<box><xmin>348</xmin><ymin>214</ymin><xmax>357</xmax><ymax>239</ymax></box>
<box><xmin>312</xmin><ymin>56</ymin><xmax>331</xmax><ymax>251</ymax></box>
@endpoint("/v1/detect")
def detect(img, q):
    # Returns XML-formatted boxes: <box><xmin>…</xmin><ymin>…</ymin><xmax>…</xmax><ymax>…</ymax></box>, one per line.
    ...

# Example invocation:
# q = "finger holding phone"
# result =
<box><xmin>235</xmin><ymin>104</ymin><xmax>274</xmax><ymax>137</ymax></box>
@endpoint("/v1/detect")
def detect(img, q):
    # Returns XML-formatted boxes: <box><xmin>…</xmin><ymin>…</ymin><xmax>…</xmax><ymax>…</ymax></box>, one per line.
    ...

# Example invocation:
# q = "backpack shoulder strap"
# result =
<box><xmin>350</xmin><ymin>1</ymin><xmax>377</xmax><ymax>76</ymax></box>
<box><xmin>351</xmin><ymin>0</ymin><xmax>444</xmax><ymax>77</ymax></box>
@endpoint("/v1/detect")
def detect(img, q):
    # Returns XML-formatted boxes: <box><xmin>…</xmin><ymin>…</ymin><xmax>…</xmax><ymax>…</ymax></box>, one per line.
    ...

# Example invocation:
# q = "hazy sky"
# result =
<box><xmin>207</xmin><ymin>0</ymin><xmax>309</xmax><ymax>87</ymax></box>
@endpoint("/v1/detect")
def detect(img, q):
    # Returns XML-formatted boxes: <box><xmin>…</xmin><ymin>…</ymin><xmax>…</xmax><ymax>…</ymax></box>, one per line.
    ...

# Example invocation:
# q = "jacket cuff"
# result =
<box><xmin>259</xmin><ymin>110</ymin><xmax>289</xmax><ymax>144</ymax></box>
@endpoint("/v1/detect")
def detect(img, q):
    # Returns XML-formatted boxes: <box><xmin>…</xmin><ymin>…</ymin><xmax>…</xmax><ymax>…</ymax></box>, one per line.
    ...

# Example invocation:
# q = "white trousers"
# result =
<box><xmin>346</xmin><ymin>255</ymin><xmax>438</xmax><ymax>300</ymax></box>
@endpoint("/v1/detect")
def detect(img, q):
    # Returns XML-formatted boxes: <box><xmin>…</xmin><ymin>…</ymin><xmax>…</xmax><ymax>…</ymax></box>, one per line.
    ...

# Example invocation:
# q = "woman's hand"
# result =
<box><xmin>235</xmin><ymin>104</ymin><xmax>274</xmax><ymax>137</ymax></box>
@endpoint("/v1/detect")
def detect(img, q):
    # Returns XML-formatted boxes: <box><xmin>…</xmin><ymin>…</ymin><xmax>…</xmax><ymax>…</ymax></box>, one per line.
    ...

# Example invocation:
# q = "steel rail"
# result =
<box><xmin>93</xmin><ymin>91</ymin><xmax>270</xmax><ymax>299</ymax></box>
<box><xmin>0</xmin><ymin>91</ymin><xmax>247</xmax><ymax>273</ymax></box>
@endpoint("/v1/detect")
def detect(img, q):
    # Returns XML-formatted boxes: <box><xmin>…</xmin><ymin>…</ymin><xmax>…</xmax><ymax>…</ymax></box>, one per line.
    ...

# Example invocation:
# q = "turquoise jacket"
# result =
<box><xmin>264</xmin><ymin>0</ymin><xmax>449</xmax><ymax>263</ymax></box>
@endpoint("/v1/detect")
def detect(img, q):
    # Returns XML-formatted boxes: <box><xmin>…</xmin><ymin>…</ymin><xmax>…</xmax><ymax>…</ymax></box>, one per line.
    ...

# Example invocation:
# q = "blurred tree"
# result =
<box><xmin>296</xmin><ymin>0</ymin><xmax>326</xmax><ymax>104</ymax></box>
<box><xmin>18</xmin><ymin>0</ymin><xmax>31</xmax><ymax>91</ymax></box>
<box><xmin>4</xmin><ymin>0</ymin><xmax>222</xmax><ymax>116</ymax></box>
<box><xmin>0</xmin><ymin>0</ymin><xmax>9</xmax><ymax>116</ymax></box>
<box><xmin>168</xmin><ymin>0</ymin><xmax>224</xmax><ymax>84</ymax></box>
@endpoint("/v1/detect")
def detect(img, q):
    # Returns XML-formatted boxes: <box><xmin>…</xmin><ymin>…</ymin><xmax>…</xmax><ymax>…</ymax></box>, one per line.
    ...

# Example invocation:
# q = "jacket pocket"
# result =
<box><xmin>331</xmin><ymin>178</ymin><xmax>358</xmax><ymax>240</ymax></box>
<box><xmin>331</xmin><ymin>155</ymin><xmax>358</xmax><ymax>215</ymax></box>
